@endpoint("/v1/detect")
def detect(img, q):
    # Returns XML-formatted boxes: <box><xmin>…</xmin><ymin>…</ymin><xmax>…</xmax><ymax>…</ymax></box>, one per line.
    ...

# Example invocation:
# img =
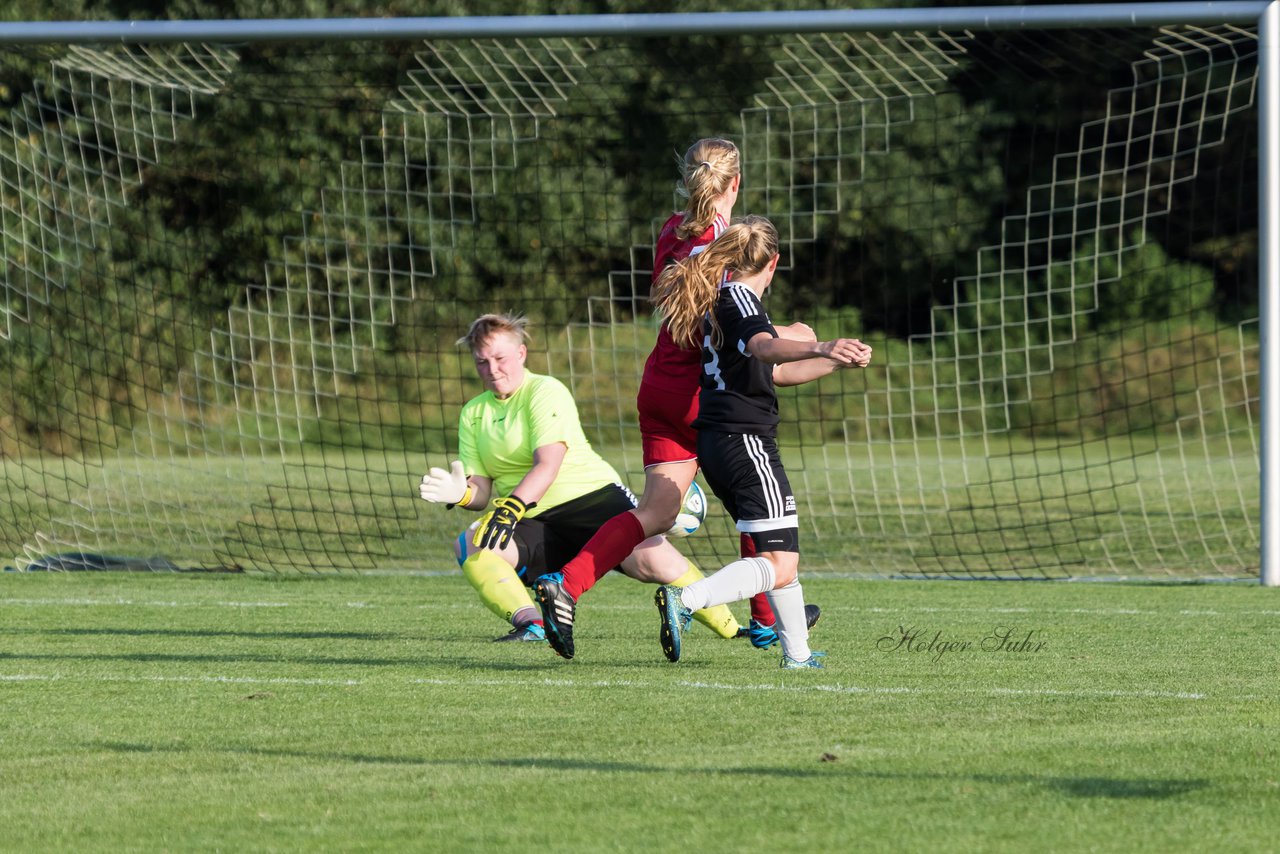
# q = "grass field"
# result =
<box><xmin>1</xmin><ymin>571</ymin><xmax>1276</xmax><ymax>852</ymax></box>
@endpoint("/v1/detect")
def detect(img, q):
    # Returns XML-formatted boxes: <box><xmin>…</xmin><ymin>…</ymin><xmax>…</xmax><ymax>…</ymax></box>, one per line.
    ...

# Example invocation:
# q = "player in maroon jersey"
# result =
<box><xmin>534</xmin><ymin>138</ymin><xmax>818</xmax><ymax>659</ymax></box>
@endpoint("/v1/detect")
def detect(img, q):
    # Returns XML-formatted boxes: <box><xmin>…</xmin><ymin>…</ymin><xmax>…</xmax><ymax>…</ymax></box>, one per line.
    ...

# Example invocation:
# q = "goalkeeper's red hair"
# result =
<box><xmin>652</xmin><ymin>214</ymin><xmax>780</xmax><ymax>351</ymax></box>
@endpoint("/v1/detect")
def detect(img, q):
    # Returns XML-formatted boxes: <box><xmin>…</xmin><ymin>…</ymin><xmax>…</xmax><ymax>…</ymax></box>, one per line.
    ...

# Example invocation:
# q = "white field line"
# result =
<box><xmin>850</xmin><ymin>605</ymin><xmax>1280</xmax><ymax>617</ymax></box>
<box><xmin>413</xmin><ymin>676</ymin><xmax>1218</xmax><ymax>701</ymax></box>
<box><xmin>2</xmin><ymin>672</ymin><xmax>1228</xmax><ymax>701</ymax></box>
<box><xmin>3</xmin><ymin>596</ymin><xmax>1279</xmax><ymax>618</ymax></box>
<box><xmin>0</xmin><ymin>673</ymin><xmax>357</xmax><ymax>686</ymax></box>
<box><xmin>585</xmin><ymin>604</ymin><xmax>1280</xmax><ymax>617</ymax></box>
<box><xmin>0</xmin><ymin>597</ymin><xmax>292</xmax><ymax>608</ymax></box>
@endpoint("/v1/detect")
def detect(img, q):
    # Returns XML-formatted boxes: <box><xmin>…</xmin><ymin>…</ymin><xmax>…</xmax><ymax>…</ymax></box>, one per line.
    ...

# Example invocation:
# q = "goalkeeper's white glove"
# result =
<box><xmin>419</xmin><ymin>460</ymin><xmax>472</xmax><ymax>508</ymax></box>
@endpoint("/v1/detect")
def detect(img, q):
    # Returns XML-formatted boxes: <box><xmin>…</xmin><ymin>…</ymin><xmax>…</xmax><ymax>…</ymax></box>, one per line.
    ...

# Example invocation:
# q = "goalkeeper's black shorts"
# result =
<box><xmin>697</xmin><ymin>430</ymin><xmax>799</xmax><ymax>554</ymax></box>
<box><xmin>510</xmin><ymin>483</ymin><xmax>637</xmax><ymax>585</ymax></box>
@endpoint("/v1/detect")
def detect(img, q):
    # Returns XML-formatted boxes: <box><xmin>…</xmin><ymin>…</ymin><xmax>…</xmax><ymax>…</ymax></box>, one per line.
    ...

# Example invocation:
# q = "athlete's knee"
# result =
<box><xmin>635</xmin><ymin>467</ymin><xmax>692</xmax><ymax>535</ymax></box>
<box><xmin>633</xmin><ymin>503</ymin><xmax>679</xmax><ymax>537</ymax></box>
<box><xmin>453</xmin><ymin>517</ymin><xmax>487</xmax><ymax>567</ymax></box>
<box><xmin>759</xmin><ymin>551</ymin><xmax>799</xmax><ymax>587</ymax></box>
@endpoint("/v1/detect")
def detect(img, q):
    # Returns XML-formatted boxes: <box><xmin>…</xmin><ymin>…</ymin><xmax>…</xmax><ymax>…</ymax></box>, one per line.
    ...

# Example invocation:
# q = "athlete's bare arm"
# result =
<box><xmin>746</xmin><ymin>332</ymin><xmax>870</xmax><ymax>367</ymax></box>
<box><xmin>506</xmin><ymin>441</ymin><xmax>568</xmax><ymax>505</ymax></box>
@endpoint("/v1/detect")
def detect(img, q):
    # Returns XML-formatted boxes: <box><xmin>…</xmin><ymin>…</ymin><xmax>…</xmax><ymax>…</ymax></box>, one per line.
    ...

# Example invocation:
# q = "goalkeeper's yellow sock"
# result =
<box><xmin>672</xmin><ymin>560</ymin><xmax>741</xmax><ymax>639</ymax></box>
<box><xmin>462</xmin><ymin>549</ymin><xmax>536</xmax><ymax>623</ymax></box>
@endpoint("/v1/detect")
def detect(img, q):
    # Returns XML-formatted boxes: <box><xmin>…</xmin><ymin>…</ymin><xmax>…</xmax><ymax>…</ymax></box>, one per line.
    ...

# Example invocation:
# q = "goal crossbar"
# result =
<box><xmin>0</xmin><ymin>3</ymin><xmax>1268</xmax><ymax>44</ymax></box>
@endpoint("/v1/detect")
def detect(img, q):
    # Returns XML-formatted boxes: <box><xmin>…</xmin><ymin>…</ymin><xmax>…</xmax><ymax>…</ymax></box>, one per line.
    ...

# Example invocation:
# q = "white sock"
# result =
<box><xmin>766</xmin><ymin>579</ymin><xmax>811</xmax><ymax>661</ymax></box>
<box><xmin>679</xmin><ymin>557</ymin><xmax>776</xmax><ymax>612</ymax></box>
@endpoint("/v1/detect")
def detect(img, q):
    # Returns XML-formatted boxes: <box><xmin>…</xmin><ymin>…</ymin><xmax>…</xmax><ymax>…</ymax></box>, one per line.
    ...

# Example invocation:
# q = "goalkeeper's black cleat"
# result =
<box><xmin>534</xmin><ymin>572</ymin><xmax>576</xmax><ymax>660</ymax></box>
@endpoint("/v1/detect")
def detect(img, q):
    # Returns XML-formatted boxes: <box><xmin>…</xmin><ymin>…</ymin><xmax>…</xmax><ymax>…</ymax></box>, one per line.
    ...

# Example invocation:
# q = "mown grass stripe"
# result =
<box><xmin>1</xmin><ymin>671</ymin><xmax>1218</xmax><ymax>701</ymax></box>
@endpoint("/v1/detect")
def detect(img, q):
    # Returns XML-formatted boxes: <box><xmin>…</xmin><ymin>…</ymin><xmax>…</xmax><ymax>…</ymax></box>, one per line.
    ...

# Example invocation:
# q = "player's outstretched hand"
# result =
<box><xmin>419</xmin><ymin>460</ymin><xmax>468</xmax><ymax>504</ymax></box>
<box><xmin>846</xmin><ymin>338</ymin><xmax>873</xmax><ymax>368</ymax></box>
<box><xmin>818</xmin><ymin>337</ymin><xmax>873</xmax><ymax>367</ymax></box>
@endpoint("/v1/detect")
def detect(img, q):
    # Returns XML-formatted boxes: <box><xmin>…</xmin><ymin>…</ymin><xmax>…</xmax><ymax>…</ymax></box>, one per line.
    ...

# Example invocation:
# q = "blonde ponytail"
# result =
<box><xmin>653</xmin><ymin>215</ymin><xmax>779</xmax><ymax>350</ymax></box>
<box><xmin>674</xmin><ymin>138</ymin><xmax>740</xmax><ymax>241</ymax></box>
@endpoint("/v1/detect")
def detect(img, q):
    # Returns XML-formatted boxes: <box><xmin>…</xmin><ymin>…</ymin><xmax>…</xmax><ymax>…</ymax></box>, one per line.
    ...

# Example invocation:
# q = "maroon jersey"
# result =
<box><xmin>642</xmin><ymin>211</ymin><xmax>728</xmax><ymax>394</ymax></box>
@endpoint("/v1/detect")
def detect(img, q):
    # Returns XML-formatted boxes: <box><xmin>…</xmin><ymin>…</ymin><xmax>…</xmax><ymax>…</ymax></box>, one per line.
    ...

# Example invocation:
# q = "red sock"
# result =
<box><xmin>561</xmin><ymin>511</ymin><xmax>647</xmax><ymax>600</ymax></box>
<box><xmin>740</xmin><ymin>533</ymin><xmax>776</xmax><ymax>626</ymax></box>
<box><xmin>749</xmin><ymin>593</ymin><xmax>775</xmax><ymax>626</ymax></box>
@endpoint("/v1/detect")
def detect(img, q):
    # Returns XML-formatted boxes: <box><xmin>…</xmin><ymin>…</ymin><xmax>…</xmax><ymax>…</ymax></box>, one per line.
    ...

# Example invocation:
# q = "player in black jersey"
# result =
<box><xmin>653</xmin><ymin>215</ymin><xmax>872</xmax><ymax>668</ymax></box>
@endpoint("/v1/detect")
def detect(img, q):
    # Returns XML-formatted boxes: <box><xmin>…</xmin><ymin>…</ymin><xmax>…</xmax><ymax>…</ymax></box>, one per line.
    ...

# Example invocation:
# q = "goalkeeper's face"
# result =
<box><xmin>472</xmin><ymin>332</ymin><xmax>527</xmax><ymax>400</ymax></box>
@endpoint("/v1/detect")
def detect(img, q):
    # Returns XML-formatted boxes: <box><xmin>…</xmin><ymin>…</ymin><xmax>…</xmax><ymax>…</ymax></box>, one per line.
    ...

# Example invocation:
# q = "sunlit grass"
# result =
<box><xmin>0</xmin><ymin>572</ymin><xmax>1275</xmax><ymax>851</ymax></box>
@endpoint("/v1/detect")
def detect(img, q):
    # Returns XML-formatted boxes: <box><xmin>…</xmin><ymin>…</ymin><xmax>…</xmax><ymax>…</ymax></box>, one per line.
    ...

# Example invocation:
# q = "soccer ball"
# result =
<box><xmin>665</xmin><ymin>481</ymin><xmax>707</xmax><ymax>539</ymax></box>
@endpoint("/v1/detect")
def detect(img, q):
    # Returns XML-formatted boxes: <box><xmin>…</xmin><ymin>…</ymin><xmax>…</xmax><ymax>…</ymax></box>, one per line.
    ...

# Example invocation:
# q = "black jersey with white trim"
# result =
<box><xmin>693</xmin><ymin>282</ymin><xmax>780</xmax><ymax>437</ymax></box>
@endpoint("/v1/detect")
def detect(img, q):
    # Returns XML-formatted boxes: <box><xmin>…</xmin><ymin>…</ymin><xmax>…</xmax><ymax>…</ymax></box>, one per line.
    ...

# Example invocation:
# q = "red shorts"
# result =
<box><xmin>636</xmin><ymin>380</ymin><xmax>699</xmax><ymax>469</ymax></box>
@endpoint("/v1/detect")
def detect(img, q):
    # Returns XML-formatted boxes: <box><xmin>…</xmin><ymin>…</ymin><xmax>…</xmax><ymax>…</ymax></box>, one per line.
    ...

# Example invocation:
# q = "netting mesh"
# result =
<box><xmin>0</xmin><ymin>22</ymin><xmax>1260</xmax><ymax>578</ymax></box>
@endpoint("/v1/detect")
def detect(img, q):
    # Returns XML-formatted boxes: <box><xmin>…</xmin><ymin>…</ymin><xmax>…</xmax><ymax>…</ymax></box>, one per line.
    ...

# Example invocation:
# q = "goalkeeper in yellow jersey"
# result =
<box><xmin>417</xmin><ymin>312</ymin><xmax>741</xmax><ymax>646</ymax></box>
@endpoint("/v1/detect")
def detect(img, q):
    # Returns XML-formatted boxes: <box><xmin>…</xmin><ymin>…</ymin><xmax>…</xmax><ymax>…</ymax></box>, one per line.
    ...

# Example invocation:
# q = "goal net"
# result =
<box><xmin>0</xmin><ymin>17</ymin><xmax>1260</xmax><ymax>579</ymax></box>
